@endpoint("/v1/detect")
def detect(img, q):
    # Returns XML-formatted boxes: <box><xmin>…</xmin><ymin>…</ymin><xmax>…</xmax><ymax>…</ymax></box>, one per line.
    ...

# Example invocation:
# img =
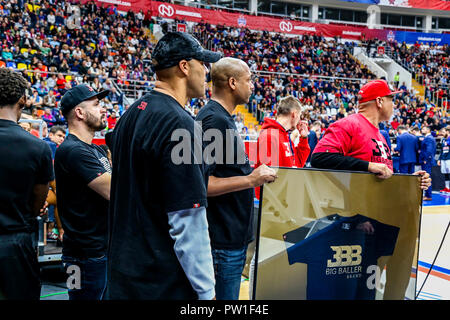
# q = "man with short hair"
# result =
<box><xmin>438</xmin><ymin>126</ymin><xmax>450</xmax><ymax>192</ymax></box>
<box><xmin>306</xmin><ymin>121</ymin><xmax>322</xmax><ymax>166</ymax></box>
<box><xmin>44</xmin><ymin>125</ymin><xmax>66</xmax><ymax>158</ymax></box>
<box><xmin>43</xmin><ymin>125</ymin><xmax>66</xmax><ymax>240</ymax></box>
<box><xmin>104</xmin><ymin>32</ymin><xmax>222</xmax><ymax>300</ymax></box>
<box><xmin>0</xmin><ymin>68</ymin><xmax>53</xmax><ymax>299</ymax></box>
<box><xmin>395</xmin><ymin>125</ymin><xmax>419</xmax><ymax>174</ymax></box>
<box><xmin>419</xmin><ymin>126</ymin><xmax>436</xmax><ymax>201</ymax></box>
<box><xmin>256</xmin><ymin>95</ymin><xmax>310</xmax><ymax>169</ymax></box>
<box><xmin>196</xmin><ymin>57</ymin><xmax>277</xmax><ymax>300</ymax></box>
<box><xmin>54</xmin><ymin>84</ymin><xmax>112</xmax><ymax>300</ymax></box>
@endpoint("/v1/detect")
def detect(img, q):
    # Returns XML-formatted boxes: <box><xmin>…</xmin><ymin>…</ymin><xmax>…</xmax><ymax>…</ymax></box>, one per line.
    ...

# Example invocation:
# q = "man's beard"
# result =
<box><xmin>85</xmin><ymin>111</ymin><xmax>106</xmax><ymax>131</ymax></box>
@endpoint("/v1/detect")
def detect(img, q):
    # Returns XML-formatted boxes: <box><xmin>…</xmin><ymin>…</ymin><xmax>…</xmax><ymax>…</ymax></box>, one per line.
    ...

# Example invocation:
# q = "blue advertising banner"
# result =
<box><xmin>394</xmin><ymin>31</ymin><xmax>450</xmax><ymax>45</ymax></box>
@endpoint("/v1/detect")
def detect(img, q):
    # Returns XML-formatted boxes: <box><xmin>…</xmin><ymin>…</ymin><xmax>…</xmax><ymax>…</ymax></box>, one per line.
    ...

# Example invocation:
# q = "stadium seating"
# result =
<box><xmin>0</xmin><ymin>0</ymin><xmax>446</xmax><ymax>136</ymax></box>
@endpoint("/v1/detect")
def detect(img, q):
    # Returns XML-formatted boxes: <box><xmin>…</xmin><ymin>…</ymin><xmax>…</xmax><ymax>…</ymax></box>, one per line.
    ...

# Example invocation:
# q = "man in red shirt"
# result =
<box><xmin>256</xmin><ymin>95</ymin><xmax>310</xmax><ymax>169</ymax></box>
<box><xmin>311</xmin><ymin>79</ymin><xmax>431</xmax><ymax>190</ymax></box>
<box><xmin>107</xmin><ymin>111</ymin><xmax>117</xmax><ymax>130</ymax></box>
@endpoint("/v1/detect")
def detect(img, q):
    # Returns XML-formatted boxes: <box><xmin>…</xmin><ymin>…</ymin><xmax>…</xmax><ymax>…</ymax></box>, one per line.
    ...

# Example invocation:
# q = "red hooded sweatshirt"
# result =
<box><xmin>255</xmin><ymin>118</ymin><xmax>310</xmax><ymax>199</ymax></box>
<box><xmin>256</xmin><ymin>118</ymin><xmax>310</xmax><ymax>169</ymax></box>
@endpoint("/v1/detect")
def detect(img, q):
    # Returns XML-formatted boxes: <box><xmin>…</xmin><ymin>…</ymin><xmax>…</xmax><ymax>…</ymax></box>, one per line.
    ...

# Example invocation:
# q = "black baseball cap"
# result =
<box><xmin>60</xmin><ymin>84</ymin><xmax>109</xmax><ymax>115</ymax></box>
<box><xmin>151</xmin><ymin>32</ymin><xmax>223</xmax><ymax>71</ymax></box>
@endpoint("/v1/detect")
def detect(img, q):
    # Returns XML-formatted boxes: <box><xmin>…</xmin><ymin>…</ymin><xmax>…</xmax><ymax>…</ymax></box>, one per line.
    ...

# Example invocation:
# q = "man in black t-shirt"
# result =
<box><xmin>196</xmin><ymin>57</ymin><xmax>277</xmax><ymax>300</ymax></box>
<box><xmin>54</xmin><ymin>84</ymin><xmax>112</xmax><ymax>300</ymax></box>
<box><xmin>0</xmin><ymin>69</ymin><xmax>53</xmax><ymax>300</ymax></box>
<box><xmin>104</xmin><ymin>32</ymin><xmax>222</xmax><ymax>300</ymax></box>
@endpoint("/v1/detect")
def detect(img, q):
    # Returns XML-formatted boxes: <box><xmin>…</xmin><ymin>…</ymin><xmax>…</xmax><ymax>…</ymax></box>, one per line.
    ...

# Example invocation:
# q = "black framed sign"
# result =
<box><xmin>253</xmin><ymin>168</ymin><xmax>422</xmax><ymax>300</ymax></box>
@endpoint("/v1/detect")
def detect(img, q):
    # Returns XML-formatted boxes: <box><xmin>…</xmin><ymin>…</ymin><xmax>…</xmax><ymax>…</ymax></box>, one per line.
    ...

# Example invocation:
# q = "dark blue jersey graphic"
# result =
<box><xmin>284</xmin><ymin>214</ymin><xmax>399</xmax><ymax>300</ymax></box>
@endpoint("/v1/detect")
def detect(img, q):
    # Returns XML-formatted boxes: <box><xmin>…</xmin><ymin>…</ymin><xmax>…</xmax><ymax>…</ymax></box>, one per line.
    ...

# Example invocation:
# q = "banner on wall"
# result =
<box><xmin>395</xmin><ymin>31</ymin><xmax>450</xmax><ymax>45</ymax></box>
<box><xmin>84</xmin><ymin>0</ymin><xmax>150</xmax><ymax>13</ymax></box>
<box><xmin>253</xmin><ymin>168</ymin><xmax>422</xmax><ymax>300</ymax></box>
<box><xmin>149</xmin><ymin>1</ymin><xmax>388</xmax><ymax>41</ymax></box>
<box><xmin>86</xmin><ymin>0</ymin><xmax>447</xmax><ymax>44</ymax></box>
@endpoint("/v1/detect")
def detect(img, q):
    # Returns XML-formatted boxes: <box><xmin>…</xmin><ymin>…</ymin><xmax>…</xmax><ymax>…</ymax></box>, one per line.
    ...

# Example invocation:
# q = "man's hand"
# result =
<box><xmin>296</xmin><ymin>120</ymin><xmax>309</xmax><ymax>138</ymax></box>
<box><xmin>368</xmin><ymin>162</ymin><xmax>393</xmax><ymax>179</ymax></box>
<box><xmin>290</xmin><ymin>129</ymin><xmax>299</xmax><ymax>142</ymax></box>
<box><xmin>39</xmin><ymin>201</ymin><xmax>49</xmax><ymax>216</ymax></box>
<box><xmin>413</xmin><ymin>170</ymin><xmax>432</xmax><ymax>190</ymax></box>
<box><xmin>249</xmin><ymin>164</ymin><xmax>278</xmax><ymax>187</ymax></box>
<box><xmin>58</xmin><ymin>228</ymin><xmax>64</xmax><ymax>242</ymax></box>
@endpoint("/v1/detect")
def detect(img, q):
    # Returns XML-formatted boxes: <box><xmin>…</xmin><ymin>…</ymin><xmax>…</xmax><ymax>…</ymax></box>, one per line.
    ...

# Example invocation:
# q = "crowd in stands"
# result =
<box><xmin>381</xmin><ymin>40</ymin><xmax>450</xmax><ymax>107</ymax></box>
<box><xmin>1</xmin><ymin>0</ymin><xmax>449</xmax><ymax>155</ymax></box>
<box><xmin>0</xmin><ymin>0</ymin><xmax>146</xmax><ymax>130</ymax></box>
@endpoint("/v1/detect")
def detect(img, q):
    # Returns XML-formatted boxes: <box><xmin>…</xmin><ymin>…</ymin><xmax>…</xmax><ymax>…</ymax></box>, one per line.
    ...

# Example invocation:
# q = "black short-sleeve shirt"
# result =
<box><xmin>54</xmin><ymin>134</ymin><xmax>111</xmax><ymax>259</ymax></box>
<box><xmin>0</xmin><ymin>119</ymin><xmax>54</xmax><ymax>234</ymax></box>
<box><xmin>104</xmin><ymin>90</ymin><xmax>207</xmax><ymax>300</ymax></box>
<box><xmin>195</xmin><ymin>100</ymin><xmax>255</xmax><ymax>250</ymax></box>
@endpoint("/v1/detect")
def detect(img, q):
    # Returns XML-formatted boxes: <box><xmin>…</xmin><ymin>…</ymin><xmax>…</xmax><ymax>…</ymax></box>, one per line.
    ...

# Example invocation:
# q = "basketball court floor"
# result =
<box><xmin>415</xmin><ymin>192</ymin><xmax>450</xmax><ymax>300</ymax></box>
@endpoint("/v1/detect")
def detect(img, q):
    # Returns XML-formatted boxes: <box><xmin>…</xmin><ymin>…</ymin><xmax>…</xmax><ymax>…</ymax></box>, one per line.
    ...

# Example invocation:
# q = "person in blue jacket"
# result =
<box><xmin>306</xmin><ymin>121</ymin><xmax>322</xmax><ymax>167</ymax></box>
<box><xmin>394</xmin><ymin>125</ymin><xmax>419</xmax><ymax>174</ymax></box>
<box><xmin>438</xmin><ymin>126</ymin><xmax>450</xmax><ymax>192</ymax></box>
<box><xmin>419</xmin><ymin>126</ymin><xmax>437</xmax><ymax>200</ymax></box>
<box><xmin>379</xmin><ymin>122</ymin><xmax>391</xmax><ymax>151</ymax></box>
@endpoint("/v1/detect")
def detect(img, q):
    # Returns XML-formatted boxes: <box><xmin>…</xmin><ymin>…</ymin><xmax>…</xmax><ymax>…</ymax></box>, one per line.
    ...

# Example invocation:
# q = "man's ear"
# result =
<box><xmin>17</xmin><ymin>95</ymin><xmax>27</xmax><ymax>109</ymax></box>
<box><xmin>228</xmin><ymin>77</ymin><xmax>237</xmax><ymax>90</ymax></box>
<box><xmin>377</xmin><ymin>97</ymin><xmax>383</xmax><ymax>109</ymax></box>
<box><xmin>73</xmin><ymin>105</ymin><xmax>85</xmax><ymax>120</ymax></box>
<box><xmin>178</xmin><ymin>60</ymin><xmax>190</xmax><ymax>77</ymax></box>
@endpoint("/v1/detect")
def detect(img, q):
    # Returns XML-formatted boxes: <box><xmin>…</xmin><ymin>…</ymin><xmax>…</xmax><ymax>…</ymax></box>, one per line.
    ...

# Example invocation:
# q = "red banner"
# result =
<box><xmin>150</xmin><ymin>1</ymin><xmax>388</xmax><ymax>41</ymax></box>
<box><xmin>82</xmin><ymin>0</ymin><xmax>150</xmax><ymax>13</ymax></box>
<box><xmin>83</xmin><ymin>1</ymin><xmax>395</xmax><ymax>40</ymax></box>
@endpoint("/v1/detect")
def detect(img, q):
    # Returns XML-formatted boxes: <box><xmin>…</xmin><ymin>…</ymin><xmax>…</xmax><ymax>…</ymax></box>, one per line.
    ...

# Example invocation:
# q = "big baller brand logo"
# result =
<box><xmin>371</xmin><ymin>138</ymin><xmax>393</xmax><ymax>169</ymax></box>
<box><xmin>326</xmin><ymin>245</ymin><xmax>363</xmax><ymax>279</ymax></box>
<box><xmin>279</xmin><ymin>21</ymin><xmax>293</xmax><ymax>33</ymax></box>
<box><xmin>158</xmin><ymin>4</ymin><xmax>174</xmax><ymax>17</ymax></box>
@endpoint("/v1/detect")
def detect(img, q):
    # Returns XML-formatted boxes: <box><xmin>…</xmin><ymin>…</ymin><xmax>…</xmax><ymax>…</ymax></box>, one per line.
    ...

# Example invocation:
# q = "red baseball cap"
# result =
<box><xmin>358</xmin><ymin>80</ymin><xmax>403</xmax><ymax>104</ymax></box>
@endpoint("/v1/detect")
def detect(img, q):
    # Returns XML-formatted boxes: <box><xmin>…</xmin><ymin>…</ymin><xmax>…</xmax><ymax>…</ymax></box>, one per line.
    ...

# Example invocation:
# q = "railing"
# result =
<box><xmin>413</xmin><ymin>71</ymin><xmax>449</xmax><ymax>107</ymax></box>
<box><xmin>18</xmin><ymin>119</ymin><xmax>46</xmax><ymax>139</ymax></box>
<box><xmin>113</xmin><ymin>78</ymin><xmax>154</xmax><ymax>102</ymax></box>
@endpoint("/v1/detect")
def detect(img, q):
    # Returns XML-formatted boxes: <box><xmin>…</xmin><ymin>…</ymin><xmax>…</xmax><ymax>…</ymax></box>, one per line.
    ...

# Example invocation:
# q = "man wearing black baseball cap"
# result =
<box><xmin>54</xmin><ymin>84</ymin><xmax>112</xmax><ymax>300</ymax></box>
<box><xmin>104</xmin><ymin>32</ymin><xmax>222</xmax><ymax>300</ymax></box>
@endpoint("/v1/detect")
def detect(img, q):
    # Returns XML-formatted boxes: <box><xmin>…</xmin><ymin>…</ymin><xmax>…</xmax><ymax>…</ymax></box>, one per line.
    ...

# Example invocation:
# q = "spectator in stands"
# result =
<box><xmin>394</xmin><ymin>125</ymin><xmax>419</xmax><ymax>174</ymax></box>
<box><xmin>438</xmin><ymin>126</ymin><xmax>450</xmax><ymax>193</ymax></box>
<box><xmin>43</xmin><ymin>125</ymin><xmax>66</xmax><ymax>241</ymax></box>
<box><xmin>42</xmin><ymin>106</ymin><xmax>57</xmax><ymax>127</ymax></box>
<box><xmin>306</xmin><ymin>121</ymin><xmax>322</xmax><ymax>166</ymax></box>
<box><xmin>43</xmin><ymin>89</ymin><xmax>56</xmax><ymax>108</ymax></box>
<box><xmin>44</xmin><ymin>125</ymin><xmax>65</xmax><ymax>159</ymax></box>
<box><xmin>107</xmin><ymin>111</ymin><xmax>117</xmax><ymax>131</ymax></box>
<box><xmin>19</xmin><ymin>120</ymin><xmax>31</xmax><ymax>132</ymax></box>
<box><xmin>419</xmin><ymin>126</ymin><xmax>437</xmax><ymax>201</ymax></box>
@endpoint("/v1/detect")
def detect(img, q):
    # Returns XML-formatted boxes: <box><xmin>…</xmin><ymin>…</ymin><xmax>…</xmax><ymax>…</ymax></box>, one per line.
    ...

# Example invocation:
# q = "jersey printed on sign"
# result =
<box><xmin>284</xmin><ymin>214</ymin><xmax>399</xmax><ymax>300</ymax></box>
